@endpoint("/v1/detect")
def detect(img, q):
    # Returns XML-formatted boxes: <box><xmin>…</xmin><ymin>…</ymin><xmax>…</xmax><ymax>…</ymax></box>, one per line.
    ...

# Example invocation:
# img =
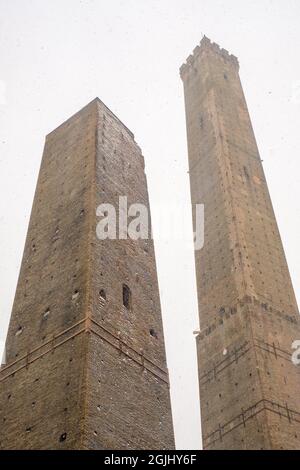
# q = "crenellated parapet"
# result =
<box><xmin>180</xmin><ymin>35</ymin><xmax>239</xmax><ymax>80</ymax></box>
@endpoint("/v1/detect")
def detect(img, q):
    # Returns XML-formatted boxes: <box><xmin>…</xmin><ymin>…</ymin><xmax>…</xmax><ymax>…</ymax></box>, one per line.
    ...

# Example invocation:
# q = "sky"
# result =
<box><xmin>0</xmin><ymin>0</ymin><xmax>300</xmax><ymax>450</ymax></box>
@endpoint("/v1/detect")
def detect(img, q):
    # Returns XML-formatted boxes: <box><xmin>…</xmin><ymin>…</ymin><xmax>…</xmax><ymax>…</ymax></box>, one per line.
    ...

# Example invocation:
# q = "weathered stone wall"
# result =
<box><xmin>181</xmin><ymin>37</ymin><xmax>300</xmax><ymax>449</ymax></box>
<box><xmin>0</xmin><ymin>99</ymin><xmax>174</xmax><ymax>449</ymax></box>
<box><xmin>84</xmin><ymin>100</ymin><xmax>174</xmax><ymax>449</ymax></box>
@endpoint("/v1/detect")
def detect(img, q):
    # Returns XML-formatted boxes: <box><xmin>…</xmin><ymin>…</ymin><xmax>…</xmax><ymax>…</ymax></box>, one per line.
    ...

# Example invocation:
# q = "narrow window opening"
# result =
<box><xmin>43</xmin><ymin>308</ymin><xmax>50</xmax><ymax>319</ymax></box>
<box><xmin>122</xmin><ymin>284</ymin><xmax>131</xmax><ymax>310</ymax></box>
<box><xmin>99</xmin><ymin>289</ymin><xmax>106</xmax><ymax>300</ymax></box>
<box><xmin>15</xmin><ymin>326</ymin><xmax>23</xmax><ymax>336</ymax></box>
<box><xmin>59</xmin><ymin>433</ymin><xmax>67</xmax><ymax>442</ymax></box>
<box><xmin>72</xmin><ymin>290</ymin><xmax>79</xmax><ymax>300</ymax></box>
<box><xmin>149</xmin><ymin>328</ymin><xmax>157</xmax><ymax>338</ymax></box>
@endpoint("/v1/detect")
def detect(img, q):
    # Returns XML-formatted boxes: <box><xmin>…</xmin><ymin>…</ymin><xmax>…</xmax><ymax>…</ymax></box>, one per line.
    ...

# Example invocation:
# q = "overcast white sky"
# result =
<box><xmin>0</xmin><ymin>0</ymin><xmax>300</xmax><ymax>450</ymax></box>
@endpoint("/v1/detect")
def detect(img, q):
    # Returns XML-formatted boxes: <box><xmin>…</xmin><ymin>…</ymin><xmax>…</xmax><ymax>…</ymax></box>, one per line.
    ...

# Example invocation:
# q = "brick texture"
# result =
<box><xmin>181</xmin><ymin>37</ymin><xmax>300</xmax><ymax>449</ymax></box>
<box><xmin>0</xmin><ymin>98</ymin><xmax>174</xmax><ymax>450</ymax></box>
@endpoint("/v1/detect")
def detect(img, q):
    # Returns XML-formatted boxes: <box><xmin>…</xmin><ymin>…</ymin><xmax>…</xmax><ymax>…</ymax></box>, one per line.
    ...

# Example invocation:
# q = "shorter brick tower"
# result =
<box><xmin>181</xmin><ymin>37</ymin><xmax>300</xmax><ymax>449</ymax></box>
<box><xmin>0</xmin><ymin>98</ymin><xmax>174</xmax><ymax>450</ymax></box>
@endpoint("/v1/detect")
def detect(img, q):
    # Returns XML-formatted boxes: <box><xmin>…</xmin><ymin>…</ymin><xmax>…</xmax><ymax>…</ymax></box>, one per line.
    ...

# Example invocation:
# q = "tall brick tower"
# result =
<box><xmin>0</xmin><ymin>98</ymin><xmax>174</xmax><ymax>450</ymax></box>
<box><xmin>180</xmin><ymin>37</ymin><xmax>300</xmax><ymax>449</ymax></box>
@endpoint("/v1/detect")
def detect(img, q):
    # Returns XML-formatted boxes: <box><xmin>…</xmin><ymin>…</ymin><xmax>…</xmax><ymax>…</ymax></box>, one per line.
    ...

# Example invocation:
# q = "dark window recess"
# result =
<box><xmin>149</xmin><ymin>328</ymin><xmax>158</xmax><ymax>338</ymax></box>
<box><xmin>224</xmin><ymin>73</ymin><xmax>228</xmax><ymax>80</ymax></box>
<box><xmin>72</xmin><ymin>290</ymin><xmax>79</xmax><ymax>300</ymax></box>
<box><xmin>59</xmin><ymin>433</ymin><xmax>67</xmax><ymax>442</ymax></box>
<box><xmin>122</xmin><ymin>284</ymin><xmax>131</xmax><ymax>310</ymax></box>
<box><xmin>99</xmin><ymin>289</ymin><xmax>106</xmax><ymax>300</ymax></box>
<box><xmin>15</xmin><ymin>326</ymin><xmax>23</xmax><ymax>336</ymax></box>
<box><xmin>43</xmin><ymin>308</ymin><xmax>50</xmax><ymax>319</ymax></box>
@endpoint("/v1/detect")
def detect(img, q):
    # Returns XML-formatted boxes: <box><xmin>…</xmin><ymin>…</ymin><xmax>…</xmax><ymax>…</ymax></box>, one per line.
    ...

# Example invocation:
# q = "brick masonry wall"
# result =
<box><xmin>85</xmin><ymin>100</ymin><xmax>174</xmax><ymax>449</ymax></box>
<box><xmin>0</xmin><ymin>99</ymin><xmax>174</xmax><ymax>449</ymax></box>
<box><xmin>181</xmin><ymin>37</ymin><xmax>300</xmax><ymax>449</ymax></box>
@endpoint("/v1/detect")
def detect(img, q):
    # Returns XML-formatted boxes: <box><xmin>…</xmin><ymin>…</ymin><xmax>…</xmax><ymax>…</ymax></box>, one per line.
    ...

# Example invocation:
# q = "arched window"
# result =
<box><xmin>122</xmin><ymin>284</ymin><xmax>131</xmax><ymax>310</ymax></box>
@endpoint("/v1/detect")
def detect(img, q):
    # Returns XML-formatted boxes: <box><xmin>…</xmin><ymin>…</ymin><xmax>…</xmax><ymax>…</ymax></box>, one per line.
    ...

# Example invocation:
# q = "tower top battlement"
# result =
<box><xmin>180</xmin><ymin>36</ymin><xmax>239</xmax><ymax>80</ymax></box>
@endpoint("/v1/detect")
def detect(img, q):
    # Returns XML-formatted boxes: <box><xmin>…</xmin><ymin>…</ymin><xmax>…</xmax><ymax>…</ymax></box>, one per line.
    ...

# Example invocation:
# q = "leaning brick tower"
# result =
<box><xmin>0</xmin><ymin>98</ymin><xmax>174</xmax><ymax>450</ymax></box>
<box><xmin>180</xmin><ymin>37</ymin><xmax>300</xmax><ymax>449</ymax></box>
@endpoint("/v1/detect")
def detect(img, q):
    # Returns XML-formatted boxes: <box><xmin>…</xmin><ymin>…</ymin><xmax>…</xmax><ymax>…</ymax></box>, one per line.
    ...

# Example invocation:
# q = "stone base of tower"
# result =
<box><xmin>0</xmin><ymin>325</ymin><xmax>174</xmax><ymax>450</ymax></box>
<box><xmin>196</xmin><ymin>296</ymin><xmax>300</xmax><ymax>450</ymax></box>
